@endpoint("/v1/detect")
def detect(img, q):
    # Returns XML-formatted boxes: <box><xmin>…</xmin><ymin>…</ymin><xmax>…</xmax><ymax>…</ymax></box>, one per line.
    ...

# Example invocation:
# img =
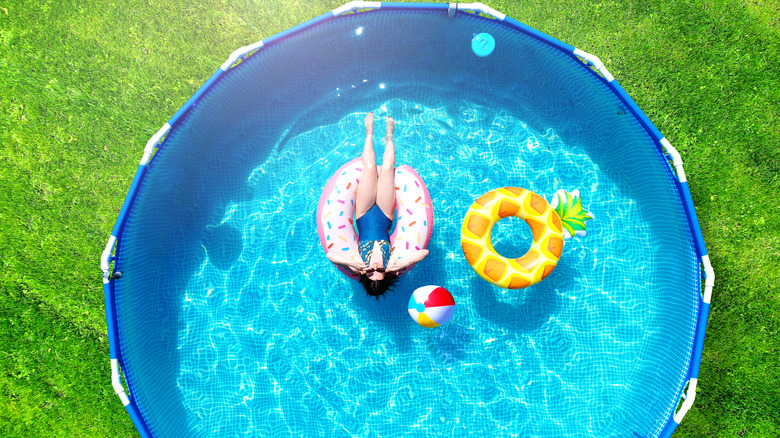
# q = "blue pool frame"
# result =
<box><xmin>101</xmin><ymin>2</ymin><xmax>714</xmax><ymax>437</ymax></box>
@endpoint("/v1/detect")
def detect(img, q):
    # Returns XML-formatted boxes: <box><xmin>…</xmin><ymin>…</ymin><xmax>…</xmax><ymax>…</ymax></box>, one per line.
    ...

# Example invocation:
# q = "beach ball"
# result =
<box><xmin>408</xmin><ymin>285</ymin><xmax>455</xmax><ymax>328</ymax></box>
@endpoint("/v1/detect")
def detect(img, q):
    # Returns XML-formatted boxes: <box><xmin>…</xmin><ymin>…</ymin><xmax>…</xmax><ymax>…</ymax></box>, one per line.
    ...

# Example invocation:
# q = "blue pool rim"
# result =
<box><xmin>100</xmin><ymin>3</ymin><xmax>714</xmax><ymax>437</ymax></box>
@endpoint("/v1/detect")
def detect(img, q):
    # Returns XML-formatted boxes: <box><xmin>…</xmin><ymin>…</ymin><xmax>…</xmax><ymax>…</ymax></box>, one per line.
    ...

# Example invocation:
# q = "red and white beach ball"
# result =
<box><xmin>408</xmin><ymin>285</ymin><xmax>455</xmax><ymax>328</ymax></box>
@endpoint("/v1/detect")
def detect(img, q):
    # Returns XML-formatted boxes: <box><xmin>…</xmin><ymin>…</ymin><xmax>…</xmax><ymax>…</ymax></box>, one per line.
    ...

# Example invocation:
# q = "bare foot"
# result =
<box><xmin>386</xmin><ymin>116</ymin><xmax>394</xmax><ymax>139</ymax></box>
<box><xmin>365</xmin><ymin>112</ymin><xmax>374</xmax><ymax>134</ymax></box>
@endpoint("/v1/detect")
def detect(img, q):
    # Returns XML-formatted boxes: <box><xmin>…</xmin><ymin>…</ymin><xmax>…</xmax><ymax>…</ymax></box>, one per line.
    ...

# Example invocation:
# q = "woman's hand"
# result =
<box><xmin>386</xmin><ymin>250</ymin><xmax>429</xmax><ymax>273</ymax></box>
<box><xmin>326</xmin><ymin>251</ymin><xmax>366</xmax><ymax>273</ymax></box>
<box><xmin>386</xmin><ymin>258</ymin><xmax>402</xmax><ymax>272</ymax></box>
<box><xmin>348</xmin><ymin>259</ymin><xmax>368</xmax><ymax>273</ymax></box>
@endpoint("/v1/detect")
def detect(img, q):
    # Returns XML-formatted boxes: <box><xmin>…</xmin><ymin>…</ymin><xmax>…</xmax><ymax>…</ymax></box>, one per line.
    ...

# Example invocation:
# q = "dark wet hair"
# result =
<box><xmin>358</xmin><ymin>273</ymin><xmax>400</xmax><ymax>299</ymax></box>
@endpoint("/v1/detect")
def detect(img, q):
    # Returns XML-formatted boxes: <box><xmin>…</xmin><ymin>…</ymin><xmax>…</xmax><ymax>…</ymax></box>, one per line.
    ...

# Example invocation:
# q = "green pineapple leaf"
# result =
<box><xmin>550</xmin><ymin>189</ymin><xmax>594</xmax><ymax>239</ymax></box>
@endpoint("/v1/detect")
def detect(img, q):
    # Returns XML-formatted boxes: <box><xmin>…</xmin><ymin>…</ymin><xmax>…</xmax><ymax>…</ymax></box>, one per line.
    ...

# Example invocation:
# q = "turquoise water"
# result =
<box><xmin>113</xmin><ymin>10</ymin><xmax>701</xmax><ymax>438</ymax></box>
<box><xmin>172</xmin><ymin>99</ymin><xmax>682</xmax><ymax>437</ymax></box>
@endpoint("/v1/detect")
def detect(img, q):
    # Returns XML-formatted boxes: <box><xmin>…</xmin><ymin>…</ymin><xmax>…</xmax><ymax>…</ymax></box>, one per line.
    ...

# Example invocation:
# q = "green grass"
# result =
<box><xmin>1</xmin><ymin>0</ymin><xmax>777</xmax><ymax>436</ymax></box>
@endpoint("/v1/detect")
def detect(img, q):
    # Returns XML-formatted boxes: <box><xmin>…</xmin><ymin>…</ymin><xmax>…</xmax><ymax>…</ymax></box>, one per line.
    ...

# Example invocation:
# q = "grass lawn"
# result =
<box><xmin>1</xmin><ymin>0</ymin><xmax>777</xmax><ymax>436</ymax></box>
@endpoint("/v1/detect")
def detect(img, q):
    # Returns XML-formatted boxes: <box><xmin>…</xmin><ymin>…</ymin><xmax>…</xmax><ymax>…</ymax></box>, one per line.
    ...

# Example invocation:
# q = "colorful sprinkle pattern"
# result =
<box><xmin>461</xmin><ymin>187</ymin><xmax>564</xmax><ymax>289</ymax></box>
<box><xmin>316</xmin><ymin>158</ymin><xmax>434</xmax><ymax>280</ymax></box>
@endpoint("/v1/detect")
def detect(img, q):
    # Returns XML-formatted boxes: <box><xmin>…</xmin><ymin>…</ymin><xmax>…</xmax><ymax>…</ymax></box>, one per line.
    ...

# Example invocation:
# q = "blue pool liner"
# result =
<box><xmin>101</xmin><ymin>3</ymin><xmax>713</xmax><ymax>437</ymax></box>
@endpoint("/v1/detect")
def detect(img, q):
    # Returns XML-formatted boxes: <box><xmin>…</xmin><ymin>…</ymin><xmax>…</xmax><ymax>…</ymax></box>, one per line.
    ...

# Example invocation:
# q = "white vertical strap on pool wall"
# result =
<box><xmin>674</xmin><ymin>378</ymin><xmax>697</xmax><ymax>423</ymax></box>
<box><xmin>101</xmin><ymin>235</ymin><xmax>117</xmax><ymax>283</ymax></box>
<box><xmin>454</xmin><ymin>3</ymin><xmax>507</xmax><ymax>20</ymax></box>
<box><xmin>702</xmin><ymin>255</ymin><xmax>715</xmax><ymax>304</ymax></box>
<box><xmin>572</xmin><ymin>48</ymin><xmax>615</xmax><ymax>82</ymax></box>
<box><xmin>660</xmin><ymin>138</ymin><xmax>687</xmax><ymax>183</ymax></box>
<box><xmin>141</xmin><ymin>124</ymin><xmax>171</xmax><ymax>166</ymax></box>
<box><xmin>221</xmin><ymin>40</ymin><xmax>265</xmax><ymax>71</ymax></box>
<box><xmin>111</xmin><ymin>359</ymin><xmax>131</xmax><ymax>406</ymax></box>
<box><xmin>333</xmin><ymin>1</ymin><xmax>381</xmax><ymax>15</ymax></box>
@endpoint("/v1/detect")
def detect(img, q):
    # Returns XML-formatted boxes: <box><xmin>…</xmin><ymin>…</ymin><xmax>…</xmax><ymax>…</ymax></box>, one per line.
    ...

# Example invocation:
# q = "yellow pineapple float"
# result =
<box><xmin>461</xmin><ymin>187</ymin><xmax>594</xmax><ymax>289</ymax></box>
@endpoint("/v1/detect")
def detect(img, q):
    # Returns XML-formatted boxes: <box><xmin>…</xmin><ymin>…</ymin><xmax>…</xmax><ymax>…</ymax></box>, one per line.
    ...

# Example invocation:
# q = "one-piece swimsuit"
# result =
<box><xmin>356</xmin><ymin>204</ymin><xmax>393</xmax><ymax>268</ymax></box>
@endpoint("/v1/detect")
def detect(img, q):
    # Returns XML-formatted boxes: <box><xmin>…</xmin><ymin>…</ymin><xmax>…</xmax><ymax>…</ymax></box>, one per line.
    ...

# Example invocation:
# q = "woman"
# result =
<box><xmin>326</xmin><ymin>113</ymin><xmax>429</xmax><ymax>298</ymax></box>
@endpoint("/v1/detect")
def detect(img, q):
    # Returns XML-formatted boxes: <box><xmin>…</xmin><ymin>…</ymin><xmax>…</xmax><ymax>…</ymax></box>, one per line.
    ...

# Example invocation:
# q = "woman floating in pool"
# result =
<box><xmin>324</xmin><ymin>113</ymin><xmax>430</xmax><ymax>298</ymax></box>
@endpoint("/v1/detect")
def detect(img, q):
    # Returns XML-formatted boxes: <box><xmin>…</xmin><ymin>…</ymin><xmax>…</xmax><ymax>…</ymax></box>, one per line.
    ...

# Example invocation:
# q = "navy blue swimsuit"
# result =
<box><xmin>356</xmin><ymin>204</ymin><xmax>393</xmax><ymax>268</ymax></box>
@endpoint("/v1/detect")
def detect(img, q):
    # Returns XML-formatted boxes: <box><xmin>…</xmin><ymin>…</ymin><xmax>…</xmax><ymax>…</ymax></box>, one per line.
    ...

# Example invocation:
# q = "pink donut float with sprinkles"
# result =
<box><xmin>317</xmin><ymin>158</ymin><xmax>434</xmax><ymax>280</ymax></box>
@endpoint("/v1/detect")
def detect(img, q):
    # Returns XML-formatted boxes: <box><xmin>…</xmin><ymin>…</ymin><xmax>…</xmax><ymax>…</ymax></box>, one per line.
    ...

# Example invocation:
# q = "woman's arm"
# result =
<box><xmin>326</xmin><ymin>251</ymin><xmax>367</xmax><ymax>273</ymax></box>
<box><xmin>386</xmin><ymin>249</ymin><xmax>429</xmax><ymax>273</ymax></box>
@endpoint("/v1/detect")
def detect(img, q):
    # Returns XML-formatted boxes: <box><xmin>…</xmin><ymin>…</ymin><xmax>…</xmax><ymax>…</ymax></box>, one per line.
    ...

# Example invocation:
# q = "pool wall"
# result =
<box><xmin>100</xmin><ymin>2</ymin><xmax>714</xmax><ymax>437</ymax></box>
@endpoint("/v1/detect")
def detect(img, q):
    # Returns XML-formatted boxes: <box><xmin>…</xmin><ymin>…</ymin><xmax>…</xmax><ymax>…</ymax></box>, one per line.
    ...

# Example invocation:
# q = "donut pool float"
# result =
<box><xmin>461</xmin><ymin>187</ymin><xmax>593</xmax><ymax>289</ymax></box>
<box><xmin>316</xmin><ymin>158</ymin><xmax>434</xmax><ymax>279</ymax></box>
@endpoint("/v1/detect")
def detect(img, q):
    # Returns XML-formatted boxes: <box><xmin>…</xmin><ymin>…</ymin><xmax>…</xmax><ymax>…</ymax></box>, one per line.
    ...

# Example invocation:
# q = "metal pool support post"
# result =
<box><xmin>101</xmin><ymin>3</ymin><xmax>713</xmax><ymax>437</ymax></box>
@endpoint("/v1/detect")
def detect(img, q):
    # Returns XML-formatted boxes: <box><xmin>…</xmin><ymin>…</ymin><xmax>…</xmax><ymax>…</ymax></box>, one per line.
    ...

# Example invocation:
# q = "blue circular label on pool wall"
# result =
<box><xmin>472</xmin><ymin>32</ymin><xmax>495</xmax><ymax>57</ymax></box>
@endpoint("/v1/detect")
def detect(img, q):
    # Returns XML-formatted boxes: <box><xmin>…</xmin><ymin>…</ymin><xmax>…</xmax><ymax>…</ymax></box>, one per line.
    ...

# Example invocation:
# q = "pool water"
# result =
<box><xmin>113</xmin><ymin>10</ymin><xmax>701</xmax><ymax>438</ymax></box>
<box><xmin>172</xmin><ymin>99</ymin><xmax>694</xmax><ymax>437</ymax></box>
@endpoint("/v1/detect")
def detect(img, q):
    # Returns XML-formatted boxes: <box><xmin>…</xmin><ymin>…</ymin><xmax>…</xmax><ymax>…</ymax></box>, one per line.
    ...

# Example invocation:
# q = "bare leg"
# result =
<box><xmin>376</xmin><ymin>117</ymin><xmax>396</xmax><ymax>219</ymax></box>
<box><xmin>355</xmin><ymin>112</ymin><xmax>378</xmax><ymax>219</ymax></box>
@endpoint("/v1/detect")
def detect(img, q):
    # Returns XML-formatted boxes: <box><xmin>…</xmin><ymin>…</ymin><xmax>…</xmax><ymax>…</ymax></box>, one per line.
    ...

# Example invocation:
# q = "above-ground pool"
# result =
<box><xmin>102</xmin><ymin>3</ymin><xmax>713</xmax><ymax>437</ymax></box>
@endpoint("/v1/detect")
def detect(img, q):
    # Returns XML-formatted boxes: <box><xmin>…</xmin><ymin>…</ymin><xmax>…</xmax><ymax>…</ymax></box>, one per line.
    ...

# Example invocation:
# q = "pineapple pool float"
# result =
<box><xmin>461</xmin><ymin>187</ymin><xmax>594</xmax><ymax>289</ymax></box>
